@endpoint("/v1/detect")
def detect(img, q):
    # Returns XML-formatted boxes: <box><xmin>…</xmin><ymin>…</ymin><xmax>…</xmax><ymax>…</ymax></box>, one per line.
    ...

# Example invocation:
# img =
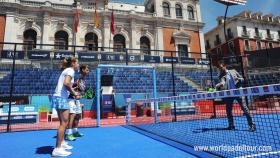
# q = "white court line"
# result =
<box><xmin>236</xmin><ymin>151</ymin><xmax>280</xmax><ymax>158</ymax></box>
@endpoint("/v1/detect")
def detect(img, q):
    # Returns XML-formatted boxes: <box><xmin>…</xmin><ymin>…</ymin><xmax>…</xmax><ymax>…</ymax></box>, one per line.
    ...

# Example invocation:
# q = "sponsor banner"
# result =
<box><xmin>54</xmin><ymin>51</ymin><xmax>75</xmax><ymax>60</ymax></box>
<box><xmin>172</xmin><ymin>107</ymin><xmax>195</xmax><ymax>115</ymax></box>
<box><xmin>102</xmin><ymin>95</ymin><xmax>114</xmax><ymax>113</ymax></box>
<box><xmin>163</xmin><ymin>57</ymin><xmax>179</xmax><ymax>63</ymax></box>
<box><xmin>1</xmin><ymin>50</ymin><xmax>24</xmax><ymax>59</ymax></box>
<box><xmin>101</xmin><ymin>53</ymin><xmax>120</xmax><ymax>61</ymax></box>
<box><xmin>1</xmin><ymin>105</ymin><xmax>36</xmax><ymax>113</ymax></box>
<box><xmin>198</xmin><ymin>58</ymin><xmax>210</xmax><ymax>65</ymax></box>
<box><xmin>130</xmin><ymin>84</ymin><xmax>280</xmax><ymax>103</ymax></box>
<box><xmin>144</xmin><ymin>55</ymin><xmax>160</xmax><ymax>63</ymax></box>
<box><xmin>78</xmin><ymin>52</ymin><xmax>98</xmax><ymax>61</ymax></box>
<box><xmin>181</xmin><ymin>57</ymin><xmax>196</xmax><ymax>64</ymax></box>
<box><xmin>127</xmin><ymin>55</ymin><xmax>141</xmax><ymax>63</ymax></box>
<box><xmin>27</xmin><ymin>50</ymin><xmax>50</xmax><ymax>60</ymax></box>
<box><xmin>0</xmin><ymin>96</ymin><xmax>29</xmax><ymax>105</ymax></box>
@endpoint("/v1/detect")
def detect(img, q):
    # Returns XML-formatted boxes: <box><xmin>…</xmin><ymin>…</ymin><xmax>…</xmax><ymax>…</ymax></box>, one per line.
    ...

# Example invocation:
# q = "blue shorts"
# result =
<box><xmin>52</xmin><ymin>96</ymin><xmax>69</xmax><ymax>110</ymax></box>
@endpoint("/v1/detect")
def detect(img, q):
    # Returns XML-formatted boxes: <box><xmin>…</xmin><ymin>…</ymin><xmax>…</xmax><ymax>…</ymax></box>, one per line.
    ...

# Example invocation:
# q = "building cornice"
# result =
<box><xmin>0</xmin><ymin>2</ymin><xmax>204</xmax><ymax>32</ymax></box>
<box><xmin>205</xmin><ymin>15</ymin><xmax>280</xmax><ymax>37</ymax></box>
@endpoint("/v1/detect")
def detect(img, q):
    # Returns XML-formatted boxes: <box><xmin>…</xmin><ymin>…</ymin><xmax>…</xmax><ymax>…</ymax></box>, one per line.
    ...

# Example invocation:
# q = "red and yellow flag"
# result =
<box><xmin>94</xmin><ymin>3</ymin><xmax>99</xmax><ymax>28</ymax></box>
<box><xmin>74</xmin><ymin>9</ymin><xmax>80</xmax><ymax>33</ymax></box>
<box><xmin>110</xmin><ymin>11</ymin><xmax>115</xmax><ymax>35</ymax></box>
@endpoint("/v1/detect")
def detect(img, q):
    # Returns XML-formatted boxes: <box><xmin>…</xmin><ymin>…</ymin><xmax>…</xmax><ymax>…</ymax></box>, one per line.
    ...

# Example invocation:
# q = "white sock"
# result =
<box><xmin>67</xmin><ymin>129</ymin><xmax>72</xmax><ymax>135</ymax></box>
<box><xmin>62</xmin><ymin>140</ymin><xmax>67</xmax><ymax>145</ymax></box>
<box><xmin>74</xmin><ymin>128</ymin><xmax>78</xmax><ymax>133</ymax></box>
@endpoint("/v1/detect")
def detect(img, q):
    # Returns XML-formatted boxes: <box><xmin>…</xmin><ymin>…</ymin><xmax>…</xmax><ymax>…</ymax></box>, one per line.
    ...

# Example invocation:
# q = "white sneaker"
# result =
<box><xmin>61</xmin><ymin>143</ymin><xmax>73</xmax><ymax>150</ymax></box>
<box><xmin>52</xmin><ymin>148</ymin><xmax>72</xmax><ymax>157</ymax></box>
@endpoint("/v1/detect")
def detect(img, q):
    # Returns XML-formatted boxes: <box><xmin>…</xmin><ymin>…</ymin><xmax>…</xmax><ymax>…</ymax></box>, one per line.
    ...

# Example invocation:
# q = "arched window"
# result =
<box><xmin>140</xmin><ymin>36</ymin><xmax>151</xmax><ymax>55</ymax></box>
<box><xmin>23</xmin><ymin>29</ymin><xmax>37</xmax><ymax>50</ymax></box>
<box><xmin>85</xmin><ymin>32</ymin><xmax>98</xmax><ymax>51</ymax></box>
<box><xmin>54</xmin><ymin>31</ymin><xmax>68</xmax><ymax>50</ymax></box>
<box><xmin>175</xmin><ymin>4</ymin><xmax>182</xmax><ymax>18</ymax></box>
<box><xmin>113</xmin><ymin>34</ymin><xmax>126</xmax><ymax>52</ymax></box>
<box><xmin>187</xmin><ymin>6</ymin><xmax>195</xmax><ymax>20</ymax></box>
<box><xmin>162</xmin><ymin>2</ymin><xmax>170</xmax><ymax>17</ymax></box>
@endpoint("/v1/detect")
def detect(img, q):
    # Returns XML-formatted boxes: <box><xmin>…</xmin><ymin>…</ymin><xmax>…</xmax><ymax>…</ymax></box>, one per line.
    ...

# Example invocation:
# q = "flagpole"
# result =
<box><xmin>74</xmin><ymin>32</ymin><xmax>76</xmax><ymax>52</ymax></box>
<box><xmin>74</xmin><ymin>7</ymin><xmax>76</xmax><ymax>51</ymax></box>
<box><xmin>94</xmin><ymin>0</ymin><xmax>97</xmax><ymax>50</ymax></box>
<box><xmin>74</xmin><ymin>8</ymin><xmax>77</xmax><ymax>53</ymax></box>
<box><xmin>109</xmin><ymin>27</ymin><xmax>112</xmax><ymax>52</ymax></box>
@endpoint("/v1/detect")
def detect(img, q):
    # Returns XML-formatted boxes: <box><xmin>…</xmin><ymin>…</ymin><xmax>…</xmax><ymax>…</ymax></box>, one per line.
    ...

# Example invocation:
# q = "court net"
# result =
<box><xmin>126</xmin><ymin>84</ymin><xmax>280</xmax><ymax>158</ymax></box>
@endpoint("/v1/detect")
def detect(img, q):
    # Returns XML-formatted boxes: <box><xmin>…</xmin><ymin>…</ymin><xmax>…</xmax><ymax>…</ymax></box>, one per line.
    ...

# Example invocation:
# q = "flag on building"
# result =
<box><xmin>74</xmin><ymin>9</ymin><xmax>80</xmax><ymax>33</ymax></box>
<box><xmin>94</xmin><ymin>3</ymin><xmax>99</xmax><ymax>28</ymax></box>
<box><xmin>110</xmin><ymin>11</ymin><xmax>115</xmax><ymax>35</ymax></box>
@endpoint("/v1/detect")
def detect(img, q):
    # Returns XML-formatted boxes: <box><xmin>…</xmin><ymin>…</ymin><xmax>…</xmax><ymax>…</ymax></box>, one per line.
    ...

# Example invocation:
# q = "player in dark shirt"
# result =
<box><xmin>67</xmin><ymin>65</ymin><xmax>90</xmax><ymax>140</ymax></box>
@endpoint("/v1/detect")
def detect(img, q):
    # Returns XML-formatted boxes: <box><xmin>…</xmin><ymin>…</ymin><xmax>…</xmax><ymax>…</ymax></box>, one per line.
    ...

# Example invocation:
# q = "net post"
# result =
<box><xmin>96</xmin><ymin>68</ymin><xmax>101</xmax><ymax>127</ymax></box>
<box><xmin>125</xmin><ymin>98</ymin><xmax>131</xmax><ymax>125</ymax></box>
<box><xmin>152</xmin><ymin>69</ymin><xmax>158</xmax><ymax>123</ymax></box>
<box><xmin>125</xmin><ymin>48</ymin><xmax>128</xmax><ymax>65</ymax></box>
<box><xmin>7</xmin><ymin>43</ymin><xmax>17</xmax><ymax>132</ymax></box>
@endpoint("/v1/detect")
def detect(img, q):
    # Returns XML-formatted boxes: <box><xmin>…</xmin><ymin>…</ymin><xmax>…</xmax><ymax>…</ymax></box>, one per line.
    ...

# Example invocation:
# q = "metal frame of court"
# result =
<box><xmin>95</xmin><ymin>64</ymin><xmax>158</xmax><ymax>127</ymax></box>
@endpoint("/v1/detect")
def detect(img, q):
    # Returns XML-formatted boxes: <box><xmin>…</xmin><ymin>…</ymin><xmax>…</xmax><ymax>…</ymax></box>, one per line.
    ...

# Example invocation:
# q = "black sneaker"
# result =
<box><xmin>249</xmin><ymin>124</ymin><xmax>256</xmax><ymax>132</ymax></box>
<box><xmin>227</xmin><ymin>126</ymin><xmax>235</xmax><ymax>130</ymax></box>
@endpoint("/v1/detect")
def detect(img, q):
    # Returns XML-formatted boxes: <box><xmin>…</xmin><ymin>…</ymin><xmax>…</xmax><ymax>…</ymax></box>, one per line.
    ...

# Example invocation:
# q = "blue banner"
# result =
<box><xmin>2</xmin><ymin>105</ymin><xmax>36</xmax><ymax>113</ymax></box>
<box><xmin>129</xmin><ymin>84</ymin><xmax>280</xmax><ymax>104</ymax></box>
<box><xmin>163</xmin><ymin>57</ymin><xmax>179</xmax><ymax>63</ymax></box>
<box><xmin>172</xmin><ymin>107</ymin><xmax>195</xmax><ymax>115</ymax></box>
<box><xmin>101</xmin><ymin>53</ymin><xmax>120</xmax><ymax>61</ymax></box>
<box><xmin>78</xmin><ymin>52</ymin><xmax>98</xmax><ymax>61</ymax></box>
<box><xmin>102</xmin><ymin>95</ymin><xmax>114</xmax><ymax>113</ymax></box>
<box><xmin>54</xmin><ymin>51</ymin><xmax>75</xmax><ymax>60</ymax></box>
<box><xmin>198</xmin><ymin>58</ymin><xmax>210</xmax><ymax>65</ymax></box>
<box><xmin>1</xmin><ymin>50</ymin><xmax>24</xmax><ymax>59</ymax></box>
<box><xmin>127</xmin><ymin>55</ymin><xmax>141</xmax><ymax>63</ymax></box>
<box><xmin>180</xmin><ymin>57</ymin><xmax>196</xmax><ymax>64</ymax></box>
<box><xmin>144</xmin><ymin>55</ymin><xmax>160</xmax><ymax>63</ymax></box>
<box><xmin>124</xmin><ymin>94</ymin><xmax>132</xmax><ymax>103</ymax></box>
<box><xmin>27</xmin><ymin>50</ymin><xmax>50</xmax><ymax>60</ymax></box>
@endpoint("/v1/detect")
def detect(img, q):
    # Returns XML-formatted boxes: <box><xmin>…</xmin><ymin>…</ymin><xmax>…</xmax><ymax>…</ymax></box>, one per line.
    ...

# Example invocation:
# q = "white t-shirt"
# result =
<box><xmin>53</xmin><ymin>68</ymin><xmax>75</xmax><ymax>98</ymax></box>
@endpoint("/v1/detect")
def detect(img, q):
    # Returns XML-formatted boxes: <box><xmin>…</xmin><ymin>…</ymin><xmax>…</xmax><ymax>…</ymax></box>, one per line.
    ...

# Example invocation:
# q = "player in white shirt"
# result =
<box><xmin>52</xmin><ymin>57</ymin><xmax>79</xmax><ymax>157</ymax></box>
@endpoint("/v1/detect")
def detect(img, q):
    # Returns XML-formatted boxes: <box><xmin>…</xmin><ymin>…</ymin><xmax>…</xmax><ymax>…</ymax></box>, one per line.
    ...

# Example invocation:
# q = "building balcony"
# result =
<box><xmin>176</xmin><ymin>16</ymin><xmax>183</xmax><ymax>19</ymax></box>
<box><xmin>254</xmin><ymin>32</ymin><xmax>263</xmax><ymax>39</ymax></box>
<box><xmin>266</xmin><ymin>34</ymin><xmax>274</xmax><ymax>40</ymax></box>
<box><xmin>188</xmin><ymin>17</ymin><xmax>195</xmax><ymax>21</ymax></box>
<box><xmin>241</xmin><ymin>31</ymin><xmax>250</xmax><ymax>37</ymax></box>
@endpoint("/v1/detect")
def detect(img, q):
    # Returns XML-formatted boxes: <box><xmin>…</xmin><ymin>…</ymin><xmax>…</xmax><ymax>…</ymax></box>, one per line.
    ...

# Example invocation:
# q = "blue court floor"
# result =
<box><xmin>135</xmin><ymin>114</ymin><xmax>280</xmax><ymax>158</ymax></box>
<box><xmin>0</xmin><ymin>126</ymin><xmax>197</xmax><ymax>158</ymax></box>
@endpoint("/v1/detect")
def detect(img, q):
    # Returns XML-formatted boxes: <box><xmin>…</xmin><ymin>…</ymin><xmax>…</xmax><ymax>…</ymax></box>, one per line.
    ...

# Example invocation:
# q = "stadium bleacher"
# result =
<box><xmin>0</xmin><ymin>68</ymin><xmax>197</xmax><ymax>95</ymax></box>
<box><xmin>184</xmin><ymin>70</ymin><xmax>280</xmax><ymax>88</ymax></box>
<box><xmin>248</xmin><ymin>73</ymin><xmax>280</xmax><ymax>86</ymax></box>
<box><xmin>1</xmin><ymin>67</ymin><xmax>280</xmax><ymax>96</ymax></box>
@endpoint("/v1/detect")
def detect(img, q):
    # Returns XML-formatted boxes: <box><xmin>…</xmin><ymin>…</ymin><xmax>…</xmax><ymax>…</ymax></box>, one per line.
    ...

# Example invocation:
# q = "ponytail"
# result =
<box><xmin>60</xmin><ymin>57</ymin><xmax>77</xmax><ymax>70</ymax></box>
